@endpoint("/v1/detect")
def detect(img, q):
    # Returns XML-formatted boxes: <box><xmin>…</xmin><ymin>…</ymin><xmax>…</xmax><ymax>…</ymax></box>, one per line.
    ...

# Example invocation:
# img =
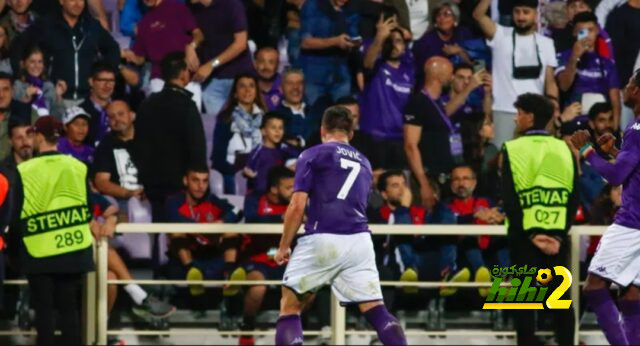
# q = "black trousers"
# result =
<box><xmin>27</xmin><ymin>272</ymin><xmax>83</xmax><ymax>346</ymax></box>
<box><xmin>510</xmin><ymin>236</ymin><xmax>575</xmax><ymax>346</ymax></box>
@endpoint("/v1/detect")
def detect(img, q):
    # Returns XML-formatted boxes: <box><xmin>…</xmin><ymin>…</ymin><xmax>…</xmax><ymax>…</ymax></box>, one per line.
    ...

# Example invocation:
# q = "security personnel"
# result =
<box><xmin>13</xmin><ymin>116</ymin><xmax>95</xmax><ymax>346</ymax></box>
<box><xmin>501</xmin><ymin>93</ymin><xmax>578</xmax><ymax>346</ymax></box>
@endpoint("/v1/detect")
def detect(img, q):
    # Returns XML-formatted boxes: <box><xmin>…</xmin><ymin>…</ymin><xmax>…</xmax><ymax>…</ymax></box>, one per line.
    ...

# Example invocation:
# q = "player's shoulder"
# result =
<box><xmin>624</xmin><ymin>121</ymin><xmax>640</xmax><ymax>143</ymax></box>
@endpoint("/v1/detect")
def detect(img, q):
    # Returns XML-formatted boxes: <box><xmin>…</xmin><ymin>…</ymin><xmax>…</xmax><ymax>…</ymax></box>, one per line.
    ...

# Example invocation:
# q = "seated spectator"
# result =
<box><xmin>446</xmin><ymin>164</ymin><xmax>505</xmax><ymax>297</ymax></box>
<box><xmin>58</xmin><ymin>106</ymin><xmax>94</xmax><ymax>164</ymax></box>
<box><xmin>0</xmin><ymin>0</ymin><xmax>38</xmax><ymax>43</ymax></box>
<box><xmin>165</xmin><ymin>169</ymin><xmax>244</xmax><ymax>309</ymax></box>
<box><xmin>93</xmin><ymin>100</ymin><xmax>148</xmax><ymax>217</ymax></box>
<box><xmin>243</xmin><ymin>112</ymin><xmax>298</xmax><ymax>196</ymax></box>
<box><xmin>239</xmin><ymin>167</ymin><xmax>294</xmax><ymax>345</ymax></box>
<box><xmin>0</xmin><ymin>72</ymin><xmax>37</xmax><ymax>161</ymax></box>
<box><xmin>442</xmin><ymin>63</ymin><xmax>492</xmax><ymax>125</ymax></box>
<box><xmin>3</xmin><ymin>119</ymin><xmax>33</xmax><ymax>167</ymax></box>
<box><xmin>298</xmin><ymin>0</ymin><xmax>359</xmax><ymax>106</ymax></box>
<box><xmin>550</xmin><ymin>0</ymin><xmax>614</xmax><ymax>58</ymax></box>
<box><xmin>460</xmin><ymin>114</ymin><xmax>500</xmax><ymax>200</ymax></box>
<box><xmin>79</xmin><ymin>62</ymin><xmax>117</xmax><ymax>147</ymax></box>
<box><xmin>121</xmin><ymin>0</ymin><xmax>204</xmax><ymax>102</ymax></box>
<box><xmin>255</xmin><ymin>47</ymin><xmax>282</xmax><ymax>111</ymax></box>
<box><xmin>556</xmin><ymin>12</ymin><xmax>621</xmax><ymax>128</ymax></box>
<box><xmin>360</xmin><ymin>19</ymin><xmax>413</xmax><ymax>170</ymax></box>
<box><xmin>412</xmin><ymin>1</ymin><xmax>472</xmax><ymax>81</ymax></box>
<box><xmin>11</xmin><ymin>0</ymin><xmax>120</xmax><ymax>104</ymax></box>
<box><xmin>12</xmin><ymin>45</ymin><xmax>66</xmax><ymax>118</ymax></box>
<box><xmin>211</xmin><ymin>74</ymin><xmax>266</xmax><ymax>194</ymax></box>
<box><xmin>0</xmin><ymin>26</ymin><xmax>12</xmax><ymax>74</ymax></box>
<box><xmin>273</xmin><ymin>68</ymin><xmax>314</xmax><ymax>148</ymax></box>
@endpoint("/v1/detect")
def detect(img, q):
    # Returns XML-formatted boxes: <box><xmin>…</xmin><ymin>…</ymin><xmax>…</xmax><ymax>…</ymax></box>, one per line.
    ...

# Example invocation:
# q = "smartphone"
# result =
<box><xmin>577</xmin><ymin>28</ymin><xmax>589</xmax><ymax>41</ymax></box>
<box><xmin>349</xmin><ymin>36</ymin><xmax>363</xmax><ymax>43</ymax></box>
<box><xmin>473</xmin><ymin>60</ymin><xmax>486</xmax><ymax>73</ymax></box>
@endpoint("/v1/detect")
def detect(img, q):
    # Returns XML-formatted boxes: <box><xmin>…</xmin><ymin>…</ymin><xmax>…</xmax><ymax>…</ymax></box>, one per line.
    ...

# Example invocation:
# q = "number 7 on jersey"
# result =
<box><xmin>337</xmin><ymin>158</ymin><xmax>360</xmax><ymax>200</ymax></box>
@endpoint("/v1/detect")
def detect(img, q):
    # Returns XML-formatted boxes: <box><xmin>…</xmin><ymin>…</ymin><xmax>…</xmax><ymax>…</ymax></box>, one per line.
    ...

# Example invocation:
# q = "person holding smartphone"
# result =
<box><xmin>555</xmin><ymin>12</ymin><xmax>621</xmax><ymax>129</ymax></box>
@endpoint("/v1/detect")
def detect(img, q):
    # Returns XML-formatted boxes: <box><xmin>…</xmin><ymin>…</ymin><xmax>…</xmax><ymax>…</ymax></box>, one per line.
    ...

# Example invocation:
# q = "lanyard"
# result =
<box><xmin>421</xmin><ymin>88</ymin><xmax>456</xmax><ymax>133</ymax></box>
<box><xmin>511</xmin><ymin>30</ymin><xmax>541</xmax><ymax>69</ymax></box>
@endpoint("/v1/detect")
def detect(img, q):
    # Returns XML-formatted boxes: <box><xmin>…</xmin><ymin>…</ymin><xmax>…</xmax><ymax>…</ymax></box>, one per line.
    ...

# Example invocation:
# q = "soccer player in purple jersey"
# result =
<box><xmin>571</xmin><ymin>69</ymin><xmax>640</xmax><ymax>346</ymax></box>
<box><xmin>273</xmin><ymin>106</ymin><xmax>407</xmax><ymax>345</ymax></box>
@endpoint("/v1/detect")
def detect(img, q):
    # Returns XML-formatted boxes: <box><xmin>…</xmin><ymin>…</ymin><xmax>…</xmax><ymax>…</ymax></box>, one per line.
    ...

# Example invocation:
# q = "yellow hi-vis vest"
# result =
<box><xmin>17</xmin><ymin>154</ymin><xmax>92</xmax><ymax>258</ymax></box>
<box><xmin>504</xmin><ymin>135</ymin><xmax>574</xmax><ymax>232</ymax></box>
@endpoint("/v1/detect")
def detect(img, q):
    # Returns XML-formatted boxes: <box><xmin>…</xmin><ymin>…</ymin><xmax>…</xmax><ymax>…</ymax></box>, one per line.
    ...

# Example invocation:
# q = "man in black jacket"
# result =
<box><xmin>133</xmin><ymin>51</ymin><xmax>207</xmax><ymax>223</ymax></box>
<box><xmin>11</xmin><ymin>0</ymin><xmax>119</xmax><ymax>103</ymax></box>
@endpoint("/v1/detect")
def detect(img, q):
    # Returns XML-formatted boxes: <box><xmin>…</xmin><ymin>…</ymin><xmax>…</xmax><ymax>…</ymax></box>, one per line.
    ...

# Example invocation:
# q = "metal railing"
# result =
<box><xmin>86</xmin><ymin>224</ymin><xmax>607</xmax><ymax>345</ymax></box>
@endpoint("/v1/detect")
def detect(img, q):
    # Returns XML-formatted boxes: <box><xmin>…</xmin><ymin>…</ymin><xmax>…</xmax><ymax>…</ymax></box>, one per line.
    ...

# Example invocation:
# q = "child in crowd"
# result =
<box><xmin>58</xmin><ymin>106</ymin><xmax>95</xmax><ymax>164</ymax></box>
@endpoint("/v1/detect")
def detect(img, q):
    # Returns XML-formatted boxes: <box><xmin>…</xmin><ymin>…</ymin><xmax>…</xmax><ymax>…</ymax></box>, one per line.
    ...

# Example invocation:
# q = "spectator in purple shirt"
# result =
<box><xmin>254</xmin><ymin>47</ymin><xmax>282</xmax><ymax>111</ymax></box>
<box><xmin>556</xmin><ymin>12</ymin><xmax>621</xmax><ymax>128</ymax></box>
<box><xmin>58</xmin><ymin>106</ymin><xmax>95</xmax><ymax>164</ymax></box>
<box><xmin>189</xmin><ymin>0</ymin><xmax>254</xmax><ymax>118</ymax></box>
<box><xmin>360</xmin><ymin>16</ymin><xmax>413</xmax><ymax>169</ymax></box>
<box><xmin>412</xmin><ymin>1</ymin><xmax>473</xmax><ymax>81</ymax></box>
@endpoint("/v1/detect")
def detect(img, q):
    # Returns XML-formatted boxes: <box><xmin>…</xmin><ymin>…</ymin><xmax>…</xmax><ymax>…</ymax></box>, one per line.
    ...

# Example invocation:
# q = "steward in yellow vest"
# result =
<box><xmin>13</xmin><ymin>116</ymin><xmax>95</xmax><ymax>346</ymax></box>
<box><xmin>501</xmin><ymin>94</ymin><xmax>578</xmax><ymax>346</ymax></box>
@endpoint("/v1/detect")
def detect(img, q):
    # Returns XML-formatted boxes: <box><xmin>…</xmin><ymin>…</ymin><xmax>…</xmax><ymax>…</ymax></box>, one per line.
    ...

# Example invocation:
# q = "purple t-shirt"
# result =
<box><xmin>555</xmin><ymin>50</ymin><xmax>619</xmax><ymax>105</ymax></box>
<box><xmin>132</xmin><ymin>0</ymin><xmax>198</xmax><ymax>78</ymax></box>
<box><xmin>188</xmin><ymin>0</ymin><xmax>254</xmax><ymax>79</ymax></box>
<box><xmin>246</xmin><ymin>144</ymin><xmax>285</xmax><ymax>194</ymax></box>
<box><xmin>412</xmin><ymin>27</ymin><xmax>472</xmax><ymax>76</ymax></box>
<box><xmin>586</xmin><ymin>119</ymin><xmax>640</xmax><ymax>229</ymax></box>
<box><xmin>58</xmin><ymin>137</ymin><xmax>95</xmax><ymax>164</ymax></box>
<box><xmin>294</xmin><ymin>141</ymin><xmax>372</xmax><ymax>235</ymax></box>
<box><xmin>262</xmin><ymin>74</ymin><xmax>282</xmax><ymax>111</ymax></box>
<box><xmin>359</xmin><ymin>56</ymin><xmax>414</xmax><ymax>141</ymax></box>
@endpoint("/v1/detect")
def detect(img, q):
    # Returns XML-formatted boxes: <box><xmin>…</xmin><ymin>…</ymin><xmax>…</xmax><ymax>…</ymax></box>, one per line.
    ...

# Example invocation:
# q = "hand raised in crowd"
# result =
<box><xmin>560</xmin><ymin>102</ymin><xmax>582</xmax><ymax>123</ymax></box>
<box><xmin>55</xmin><ymin>80</ymin><xmax>67</xmax><ymax>97</ymax></box>
<box><xmin>571</xmin><ymin>36</ymin><xmax>588</xmax><ymax>61</ymax></box>
<box><xmin>532</xmin><ymin>234</ymin><xmax>560</xmax><ymax>256</ymax></box>
<box><xmin>333</xmin><ymin>34</ymin><xmax>355</xmax><ymax>50</ymax></box>
<box><xmin>400</xmin><ymin>184</ymin><xmax>413</xmax><ymax>208</ymax></box>
<box><xmin>569</xmin><ymin>129</ymin><xmax>592</xmax><ymax>150</ymax></box>
<box><xmin>481</xmin><ymin>71</ymin><xmax>492</xmax><ymax>92</ymax></box>
<box><xmin>375</xmin><ymin>14</ymin><xmax>397</xmax><ymax>40</ymax></box>
<box><xmin>597</xmin><ymin>132</ymin><xmax>619</xmax><ymax>157</ymax></box>
<box><xmin>469</xmin><ymin>69</ymin><xmax>485</xmax><ymax>90</ymax></box>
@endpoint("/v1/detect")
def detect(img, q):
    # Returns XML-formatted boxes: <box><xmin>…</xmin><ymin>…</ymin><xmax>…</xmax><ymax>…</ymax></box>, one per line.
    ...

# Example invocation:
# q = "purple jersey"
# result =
<box><xmin>293</xmin><ymin>141</ymin><xmax>372</xmax><ymax>235</ymax></box>
<box><xmin>555</xmin><ymin>50</ymin><xmax>619</xmax><ymax>105</ymax></box>
<box><xmin>586</xmin><ymin>118</ymin><xmax>640</xmax><ymax>229</ymax></box>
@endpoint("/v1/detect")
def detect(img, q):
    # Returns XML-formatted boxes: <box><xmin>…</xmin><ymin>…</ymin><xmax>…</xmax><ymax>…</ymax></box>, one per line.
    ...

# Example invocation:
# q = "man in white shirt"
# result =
<box><xmin>473</xmin><ymin>0</ymin><xmax>559</xmax><ymax>148</ymax></box>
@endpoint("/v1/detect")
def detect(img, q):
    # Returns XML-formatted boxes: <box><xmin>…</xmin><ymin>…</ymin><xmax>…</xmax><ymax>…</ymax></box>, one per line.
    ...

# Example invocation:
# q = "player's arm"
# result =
<box><xmin>275</xmin><ymin>191</ymin><xmax>308</xmax><ymax>265</ymax></box>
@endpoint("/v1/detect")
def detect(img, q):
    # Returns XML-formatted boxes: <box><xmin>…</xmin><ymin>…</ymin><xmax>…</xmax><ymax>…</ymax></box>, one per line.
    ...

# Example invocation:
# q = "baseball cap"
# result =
<box><xmin>32</xmin><ymin>116</ymin><xmax>64</xmax><ymax>138</ymax></box>
<box><xmin>62</xmin><ymin>106</ymin><xmax>91</xmax><ymax>125</ymax></box>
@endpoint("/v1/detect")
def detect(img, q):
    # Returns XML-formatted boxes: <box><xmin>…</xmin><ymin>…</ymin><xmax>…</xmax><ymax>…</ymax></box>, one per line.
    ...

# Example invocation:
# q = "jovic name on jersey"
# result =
<box><xmin>293</xmin><ymin>141</ymin><xmax>373</xmax><ymax>235</ymax></box>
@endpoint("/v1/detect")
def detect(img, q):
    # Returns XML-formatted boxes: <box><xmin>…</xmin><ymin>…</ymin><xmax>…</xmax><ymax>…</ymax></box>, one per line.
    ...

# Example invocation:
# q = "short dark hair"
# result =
<box><xmin>0</xmin><ymin>71</ymin><xmax>13</xmax><ymax>84</ymax></box>
<box><xmin>161</xmin><ymin>51</ymin><xmax>187</xmax><ymax>82</ymax></box>
<box><xmin>451</xmin><ymin>164</ymin><xmax>477</xmax><ymax>178</ymax></box>
<box><xmin>381</xmin><ymin>28</ymin><xmax>405</xmax><ymax>61</ymax></box>
<box><xmin>513</xmin><ymin>93</ymin><xmax>554</xmax><ymax>130</ymax></box>
<box><xmin>267</xmin><ymin>166</ymin><xmax>294</xmax><ymax>189</ymax></box>
<box><xmin>334</xmin><ymin>96</ymin><xmax>358</xmax><ymax>107</ymax></box>
<box><xmin>587</xmin><ymin>102</ymin><xmax>612</xmax><ymax>121</ymax></box>
<box><xmin>377</xmin><ymin>169</ymin><xmax>405</xmax><ymax>192</ymax></box>
<box><xmin>513</xmin><ymin>0</ymin><xmax>538</xmax><ymax>9</ymax></box>
<box><xmin>322</xmin><ymin>105</ymin><xmax>354</xmax><ymax>134</ymax></box>
<box><xmin>185</xmin><ymin>167</ymin><xmax>210</xmax><ymax>176</ymax></box>
<box><xmin>453</xmin><ymin>62</ymin><xmax>474</xmax><ymax>74</ymax></box>
<box><xmin>90</xmin><ymin>60</ymin><xmax>117</xmax><ymax>79</ymax></box>
<box><xmin>254</xmin><ymin>46</ymin><xmax>278</xmax><ymax>59</ymax></box>
<box><xmin>261</xmin><ymin>112</ymin><xmax>285</xmax><ymax>129</ymax></box>
<box><xmin>572</xmin><ymin>11</ymin><xmax>598</xmax><ymax>27</ymax></box>
<box><xmin>8</xmin><ymin>119</ymin><xmax>32</xmax><ymax>138</ymax></box>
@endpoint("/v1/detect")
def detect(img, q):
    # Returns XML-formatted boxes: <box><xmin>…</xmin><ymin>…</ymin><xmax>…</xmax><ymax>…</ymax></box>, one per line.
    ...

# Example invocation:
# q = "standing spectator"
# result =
<box><xmin>58</xmin><ymin>106</ymin><xmax>94</xmax><ymax>164</ymax></box>
<box><xmin>473</xmin><ymin>0</ymin><xmax>559</xmax><ymax>148</ymax></box>
<box><xmin>12</xmin><ymin>45</ymin><xmax>66</xmax><ymax>118</ymax></box>
<box><xmin>121</xmin><ymin>0</ymin><xmax>204</xmax><ymax>103</ymax></box>
<box><xmin>360</xmin><ymin>17</ymin><xmax>414</xmax><ymax>170</ymax></box>
<box><xmin>273</xmin><ymin>68</ymin><xmax>314</xmax><ymax>148</ymax></box>
<box><xmin>404</xmin><ymin>56</ymin><xmax>462</xmax><ymax>209</ymax></box>
<box><xmin>255</xmin><ymin>47</ymin><xmax>282</xmax><ymax>111</ymax></box>
<box><xmin>550</xmin><ymin>0</ymin><xmax>614</xmax><ymax>58</ymax></box>
<box><xmin>188</xmin><ymin>0</ymin><xmax>253</xmax><ymax>118</ymax></box>
<box><xmin>239</xmin><ymin>167</ymin><xmax>294</xmax><ymax>346</ymax></box>
<box><xmin>441</xmin><ymin>63</ymin><xmax>492</xmax><ymax>125</ymax></box>
<box><xmin>406</xmin><ymin>0</ymin><xmax>429</xmax><ymax>39</ymax></box>
<box><xmin>78</xmin><ymin>62</ymin><xmax>116</xmax><ymax>147</ymax></box>
<box><xmin>605</xmin><ymin>0</ymin><xmax>640</xmax><ymax>128</ymax></box>
<box><xmin>284</xmin><ymin>0</ymin><xmax>304</xmax><ymax>67</ymax></box>
<box><xmin>412</xmin><ymin>1</ymin><xmax>472</xmax><ymax>78</ymax></box>
<box><xmin>556</xmin><ymin>12</ymin><xmax>621</xmax><ymax>128</ymax></box>
<box><xmin>133</xmin><ymin>52</ymin><xmax>207</xmax><ymax>222</ymax></box>
<box><xmin>459</xmin><ymin>114</ymin><xmax>500</xmax><ymax>200</ymax></box>
<box><xmin>298</xmin><ymin>0</ymin><xmax>360</xmax><ymax>106</ymax></box>
<box><xmin>0</xmin><ymin>72</ymin><xmax>36</xmax><ymax>161</ymax></box>
<box><xmin>0</xmin><ymin>26</ymin><xmax>12</xmax><ymax>74</ymax></box>
<box><xmin>12</xmin><ymin>0</ymin><xmax>120</xmax><ymax>104</ymax></box>
<box><xmin>211</xmin><ymin>74</ymin><xmax>266</xmax><ymax>194</ymax></box>
<box><xmin>0</xmin><ymin>0</ymin><xmax>37</xmax><ymax>42</ymax></box>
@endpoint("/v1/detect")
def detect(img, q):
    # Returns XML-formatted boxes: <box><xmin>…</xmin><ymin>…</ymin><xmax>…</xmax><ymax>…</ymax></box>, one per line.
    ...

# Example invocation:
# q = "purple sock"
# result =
<box><xmin>363</xmin><ymin>305</ymin><xmax>407</xmax><ymax>346</ymax></box>
<box><xmin>275</xmin><ymin>315</ymin><xmax>303</xmax><ymax>345</ymax></box>
<box><xmin>586</xmin><ymin>288</ymin><xmax>628</xmax><ymax>345</ymax></box>
<box><xmin>620</xmin><ymin>299</ymin><xmax>640</xmax><ymax>345</ymax></box>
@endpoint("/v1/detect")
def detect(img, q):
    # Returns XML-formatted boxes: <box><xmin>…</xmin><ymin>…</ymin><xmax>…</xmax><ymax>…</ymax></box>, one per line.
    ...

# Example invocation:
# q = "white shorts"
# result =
<box><xmin>283</xmin><ymin>232</ymin><xmax>383</xmax><ymax>305</ymax></box>
<box><xmin>588</xmin><ymin>224</ymin><xmax>640</xmax><ymax>287</ymax></box>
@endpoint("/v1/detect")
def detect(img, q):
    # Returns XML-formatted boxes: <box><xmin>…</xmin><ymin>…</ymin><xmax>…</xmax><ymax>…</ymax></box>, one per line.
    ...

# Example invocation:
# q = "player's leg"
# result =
<box><xmin>358</xmin><ymin>300</ymin><xmax>407</xmax><ymax>346</ymax></box>
<box><xmin>275</xmin><ymin>286</ymin><xmax>313</xmax><ymax>346</ymax></box>
<box><xmin>583</xmin><ymin>274</ymin><xmax>627</xmax><ymax>345</ymax></box>
<box><xmin>620</xmin><ymin>284</ymin><xmax>640</xmax><ymax>345</ymax></box>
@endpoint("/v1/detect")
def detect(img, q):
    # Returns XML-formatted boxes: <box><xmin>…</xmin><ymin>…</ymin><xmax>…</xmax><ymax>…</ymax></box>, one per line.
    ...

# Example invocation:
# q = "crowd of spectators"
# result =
<box><xmin>0</xmin><ymin>0</ymin><xmax>638</xmax><ymax>342</ymax></box>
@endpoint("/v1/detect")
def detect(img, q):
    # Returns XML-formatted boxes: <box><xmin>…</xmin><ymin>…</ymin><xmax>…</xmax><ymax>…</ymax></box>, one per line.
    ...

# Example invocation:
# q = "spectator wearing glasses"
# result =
<box><xmin>78</xmin><ymin>62</ymin><xmax>117</xmax><ymax>147</ymax></box>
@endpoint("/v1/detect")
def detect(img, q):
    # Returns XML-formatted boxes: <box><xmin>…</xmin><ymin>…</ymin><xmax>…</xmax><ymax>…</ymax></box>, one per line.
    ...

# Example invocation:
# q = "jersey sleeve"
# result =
<box><xmin>293</xmin><ymin>149</ymin><xmax>315</xmax><ymax>193</ymax></box>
